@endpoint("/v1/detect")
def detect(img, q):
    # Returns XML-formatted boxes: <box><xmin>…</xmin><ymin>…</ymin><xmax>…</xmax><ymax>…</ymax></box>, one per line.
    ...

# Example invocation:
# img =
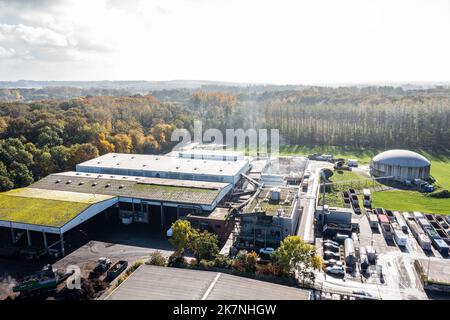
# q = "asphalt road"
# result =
<box><xmin>297</xmin><ymin>160</ymin><xmax>334</xmax><ymax>243</ymax></box>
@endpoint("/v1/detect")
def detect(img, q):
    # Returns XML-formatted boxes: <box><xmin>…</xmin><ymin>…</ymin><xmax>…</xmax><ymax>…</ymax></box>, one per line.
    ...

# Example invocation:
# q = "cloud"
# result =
<box><xmin>0</xmin><ymin>23</ymin><xmax>69</xmax><ymax>47</ymax></box>
<box><xmin>0</xmin><ymin>46</ymin><xmax>15</xmax><ymax>59</ymax></box>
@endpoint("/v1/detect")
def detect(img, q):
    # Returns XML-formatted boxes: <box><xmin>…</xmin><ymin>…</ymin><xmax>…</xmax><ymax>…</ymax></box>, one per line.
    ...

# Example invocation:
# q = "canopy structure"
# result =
<box><xmin>0</xmin><ymin>187</ymin><xmax>117</xmax><ymax>233</ymax></box>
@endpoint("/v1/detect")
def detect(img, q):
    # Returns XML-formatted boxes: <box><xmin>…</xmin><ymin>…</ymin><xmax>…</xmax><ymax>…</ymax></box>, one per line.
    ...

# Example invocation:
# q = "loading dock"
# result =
<box><xmin>0</xmin><ymin>173</ymin><xmax>233</xmax><ymax>256</ymax></box>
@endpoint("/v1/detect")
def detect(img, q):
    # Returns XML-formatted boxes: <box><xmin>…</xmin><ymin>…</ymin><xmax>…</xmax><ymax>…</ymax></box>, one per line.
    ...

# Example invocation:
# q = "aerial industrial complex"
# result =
<box><xmin>0</xmin><ymin>145</ymin><xmax>449</xmax><ymax>300</ymax></box>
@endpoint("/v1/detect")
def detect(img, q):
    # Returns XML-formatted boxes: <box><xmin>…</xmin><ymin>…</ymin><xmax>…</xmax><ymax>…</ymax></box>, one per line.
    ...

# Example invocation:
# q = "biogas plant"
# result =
<box><xmin>1</xmin><ymin>145</ymin><xmax>450</xmax><ymax>300</ymax></box>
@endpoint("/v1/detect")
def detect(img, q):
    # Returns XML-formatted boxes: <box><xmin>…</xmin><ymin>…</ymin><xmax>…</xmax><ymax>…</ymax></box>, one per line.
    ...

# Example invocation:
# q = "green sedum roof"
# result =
<box><xmin>0</xmin><ymin>188</ymin><xmax>115</xmax><ymax>228</ymax></box>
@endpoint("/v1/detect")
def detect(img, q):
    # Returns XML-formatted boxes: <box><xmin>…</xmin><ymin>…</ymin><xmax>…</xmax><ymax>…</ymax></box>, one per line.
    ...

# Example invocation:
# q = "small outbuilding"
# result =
<box><xmin>370</xmin><ymin>149</ymin><xmax>431</xmax><ymax>182</ymax></box>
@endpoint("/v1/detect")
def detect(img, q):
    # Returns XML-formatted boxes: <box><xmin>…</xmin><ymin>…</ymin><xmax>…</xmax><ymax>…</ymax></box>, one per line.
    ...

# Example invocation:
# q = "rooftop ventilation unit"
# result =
<box><xmin>105</xmin><ymin>183</ymin><xmax>111</xmax><ymax>188</ymax></box>
<box><xmin>119</xmin><ymin>185</ymin><xmax>124</xmax><ymax>189</ymax></box>
<box><xmin>55</xmin><ymin>179</ymin><xmax>61</xmax><ymax>183</ymax></box>
<box><xmin>92</xmin><ymin>182</ymin><xmax>97</xmax><ymax>186</ymax></box>
<box><xmin>66</xmin><ymin>180</ymin><xmax>72</xmax><ymax>184</ymax></box>
<box><xmin>79</xmin><ymin>181</ymin><xmax>85</xmax><ymax>185</ymax></box>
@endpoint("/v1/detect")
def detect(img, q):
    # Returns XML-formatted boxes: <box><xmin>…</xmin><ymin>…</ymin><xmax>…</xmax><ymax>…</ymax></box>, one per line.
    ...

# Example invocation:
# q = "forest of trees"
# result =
<box><xmin>0</xmin><ymin>96</ymin><xmax>195</xmax><ymax>191</ymax></box>
<box><xmin>0</xmin><ymin>85</ymin><xmax>449</xmax><ymax>191</ymax></box>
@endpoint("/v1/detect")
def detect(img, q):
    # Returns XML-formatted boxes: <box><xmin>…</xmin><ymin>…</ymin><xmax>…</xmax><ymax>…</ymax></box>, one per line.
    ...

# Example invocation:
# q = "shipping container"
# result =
<box><xmin>418</xmin><ymin>234</ymin><xmax>432</xmax><ymax>250</ymax></box>
<box><xmin>368</xmin><ymin>213</ymin><xmax>379</xmax><ymax>229</ymax></box>
<box><xmin>433</xmin><ymin>238</ymin><xmax>449</xmax><ymax>256</ymax></box>
<box><xmin>378</xmin><ymin>214</ymin><xmax>389</xmax><ymax>224</ymax></box>
<box><xmin>396</xmin><ymin>214</ymin><xmax>408</xmax><ymax>233</ymax></box>
<box><xmin>394</xmin><ymin>229</ymin><xmax>407</xmax><ymax>247</ymax></box>
<box><xmin>417</xmin><ymin>218</ymin><xmax>431</xmax><ymax>229</ymax></box>
<box><xmin>424</xmin><ymin>226</ymin><xmax>440</xmax><ymax>240</ymax></box>
<box><xmin>413</xmin><ymin>211</ymin><xmax>424</xmax><ymax>220</ymax></box>
<box><xmin>381</xmin><ymin>223</ymin><xmax>394</xmax><ymax>240</ymax></box>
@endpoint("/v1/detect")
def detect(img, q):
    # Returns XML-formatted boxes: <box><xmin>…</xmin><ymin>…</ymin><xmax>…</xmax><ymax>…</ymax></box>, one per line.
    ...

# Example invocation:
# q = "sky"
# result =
<box><xmin>0</xmin><ymin>0</ymin><xmax>449</xmax><ymax>84</ymax></box>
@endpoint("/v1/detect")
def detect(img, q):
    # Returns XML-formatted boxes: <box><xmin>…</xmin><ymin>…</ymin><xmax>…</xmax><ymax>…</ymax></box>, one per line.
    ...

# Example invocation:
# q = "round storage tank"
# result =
<box><xmin>370</xmin><ymin>149</ymin><xmax>430</xmax><ymax>182</ymax></box>
<box><xmin>344</xmin><ymin>238</ymin><xmax>356</xmax><ymax>265</ymax></box>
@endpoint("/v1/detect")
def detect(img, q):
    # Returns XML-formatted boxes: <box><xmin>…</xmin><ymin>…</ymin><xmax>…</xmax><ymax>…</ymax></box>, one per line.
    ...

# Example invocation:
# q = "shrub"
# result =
<box><xmin>243</xmin><ymin>252</ymin><xmax>258</xmax><ymax>273</ymax></box>
<box><xmin>168</xmin><ymin>252</ymin><xmax>187</xmax><ymax>268</ymax></box>
<box><xmin>231</xmin><ymin>259</ymin><xmax>244</xmax><ymax>272</ymax></box>
<box><xmin>427</xmin><ymin>189</ymin><xmax>450</xmax><ymax>198</ymax></box>
<box><xmin>115</xmin><ymin>260</ymin><xmax>143</xmax><ymax>287</ymax></box>
<box><xmin>189</xmin><ymin>230</ymin><xmax>219</xmax><ymax>262</ymax></box>
<box><xmin>256</xmin><ymin>264</ymin><xmax>279</xmax><ymax>276</ymax></box>
<box><xmin>146</xmin><ymin>251</ymin><xmax>167</xmax><ymax>266</ymax></box>
<box><xmin>198</xmin><ymin>259</ymin><xmax>214</xmax><ymax>270</ymax></box>
<box><xmin>213</xmin><ymin>254</ymin><xmax>232</xmax><ymax>269</ymax></box>
<box><xmin>189</xmin><ymin>259</ymin><xmax>198</xmax><ymax>267</ymax></box>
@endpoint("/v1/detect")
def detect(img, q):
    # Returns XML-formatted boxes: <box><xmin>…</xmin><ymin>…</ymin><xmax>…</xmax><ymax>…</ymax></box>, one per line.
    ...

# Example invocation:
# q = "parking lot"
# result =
<box><xmin>315</xmin><ymin>208</ymin><xmax>443</xmax><ymax>300</ymax></box>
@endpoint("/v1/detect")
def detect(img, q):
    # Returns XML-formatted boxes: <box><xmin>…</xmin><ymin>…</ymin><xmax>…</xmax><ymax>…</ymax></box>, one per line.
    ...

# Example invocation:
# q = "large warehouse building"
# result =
<box><xmin>76</xmin><ymin>153</ymin><xmax>249</xmax><ymax>185</ymax></box>
<box><xmin>0</xmin><ymin>150</ymin><xmax>250</xmax><ymax>256</ymax></box>
<box><xmin>370</xmin><ymin>149</ymin><xmax>431</xmax><ymax>182</ymax></box>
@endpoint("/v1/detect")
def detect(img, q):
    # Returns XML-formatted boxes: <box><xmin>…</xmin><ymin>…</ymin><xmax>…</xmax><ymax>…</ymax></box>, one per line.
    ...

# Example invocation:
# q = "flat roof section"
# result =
<box><xmin>55</xmin><ymin>171</ymin><xmax>229</xmax><ymax>190</ymax></box>
<box><xmin>76</xmin><ymin>153</ymin><xmax>249</xmax><ymax>177</ymax></box>
<box><xmin>416</xmin><ymin>258</ymin><xmax>450</xmax><ymax>286</ymax></box>
<box><xmin>0</xmin><ymin>188</ymin><xmax>115</xmax><ymax>228</ymax></box>
<box><xmin>106</xmin><ymin>265</ymin><xmax>310</xmax><ymax>300</ymax></box>
<box><xmin>32</xmin><ymin>173</ymin><xmax>230</xmax><ymax>206</ymax></box>
<box><xmin>246</xmin><ymin>187</ymin><xmax>298</xmax><ymax>217</ymax></box>
<box><xmin>188</xmin><ymin>207</ymin><xmax>230</xmax><ymax>221</ymax></box>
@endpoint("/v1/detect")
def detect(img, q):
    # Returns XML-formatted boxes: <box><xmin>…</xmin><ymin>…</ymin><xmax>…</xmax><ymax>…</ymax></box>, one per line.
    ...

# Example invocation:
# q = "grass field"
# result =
<box><xmin>318</xmin><ymin>170</ymin><xmax>382</xmax><ymax>207</ymax></box>
<box><xmin>372</xmin><ymin>190</ymin><xmax>450</xmax><ymax>215</ymax></box>
<box><xmin>430</xmin><ymin>161</ymin><xmax>450</xmax><ymax>190</ymax></box>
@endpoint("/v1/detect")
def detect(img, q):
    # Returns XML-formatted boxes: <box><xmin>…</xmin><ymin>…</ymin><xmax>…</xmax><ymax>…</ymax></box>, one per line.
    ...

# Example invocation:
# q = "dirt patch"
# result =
<box><xmin>56</xmin><ymin>278</ymin><xmax>110</xmax><ymax>300</ymax></box>
<box><xmin>0</xmin><ymin>276</ymin><xmax>18</xmax><ymax>300</ymax></box>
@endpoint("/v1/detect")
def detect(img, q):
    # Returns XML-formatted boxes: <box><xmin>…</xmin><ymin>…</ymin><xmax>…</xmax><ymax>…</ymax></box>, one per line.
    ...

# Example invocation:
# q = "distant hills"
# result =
<box><xmin>0</xmin><ymin>80</ymin><xmax>448</xmax><ymax>91</ymax></box>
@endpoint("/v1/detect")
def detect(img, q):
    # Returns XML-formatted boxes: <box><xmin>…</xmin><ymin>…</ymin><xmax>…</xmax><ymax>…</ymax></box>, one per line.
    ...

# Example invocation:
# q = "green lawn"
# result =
<box><xmin>430</xmin><ymin>161</ymin><xmax>450</xmax><ymax>189</ymax></box>
<box><xmin>318</xmin><ymin>170</ymin><xmax>381</xmax><ymax>207</ymax></box>
<box><xmin>372</xmin><ymin>190</ymin><xmax>450</xmax><ymax>215</ymax></box>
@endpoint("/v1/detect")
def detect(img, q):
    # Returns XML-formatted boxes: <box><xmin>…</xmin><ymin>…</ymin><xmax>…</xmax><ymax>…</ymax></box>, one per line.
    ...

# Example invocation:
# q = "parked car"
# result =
<box><xmin>323</xmin><ymin>250</ymin><xmax>340</xmax><ymax>259</ymax></box>
<box><xmin>333</xmin><ymin>233</ymin><xmax>349</xmax><ymax>243</ymax></box>
<box><xmin>323</xmin><ymin>243</ymin><xmax>339</xmax><ymax>251</ymax></box>
<box><xmin>90</xmin><ymin>257</ymin><xmax>112</xmax><ymax>278</ymax></box>
<box><xmin>324</xmin><ymin>259</ymin><xmax>343</xmax><ymax>267</ymax></box>
<box><xmin>259</xmin><ymin>247</ymin><xmax>275</xmax><ymax>255</ymax></box>
<box><xmin>323</xmin><ymin>239</ymin><xmax>339</xmax><ymax>246</ymax></box>
<box><xmin>324</xmin><ymin>259</ymin><xmax>338</xmax><ymax>266</ymax></box>
<box><xmin>326</xmin><ymin>265</ymin><xmax>345</xmax><ymax>276</ymax></box>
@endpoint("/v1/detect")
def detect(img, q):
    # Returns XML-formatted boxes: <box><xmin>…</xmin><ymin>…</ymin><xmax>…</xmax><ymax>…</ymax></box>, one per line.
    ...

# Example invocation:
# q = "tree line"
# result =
<box><xmin>1</xmin><ymin>87</ymin><xmax>449</xmax><ymax>190</ymax></box>
<box><xmin>0</xmin><ymin>95</ymin><xmax>196</xmax><ymax>191</ymax></box>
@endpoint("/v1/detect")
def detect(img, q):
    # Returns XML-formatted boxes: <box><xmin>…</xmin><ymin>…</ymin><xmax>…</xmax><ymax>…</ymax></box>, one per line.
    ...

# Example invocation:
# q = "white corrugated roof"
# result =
<box><xmin>372</xmin><ymin>149</ymin><xmax>430</xmax><ymax>167</ymax></box>
<box><xmin>76</xmin><ymin>153</ymin><xmax>249</xmax><ymax>177</ymax></box>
